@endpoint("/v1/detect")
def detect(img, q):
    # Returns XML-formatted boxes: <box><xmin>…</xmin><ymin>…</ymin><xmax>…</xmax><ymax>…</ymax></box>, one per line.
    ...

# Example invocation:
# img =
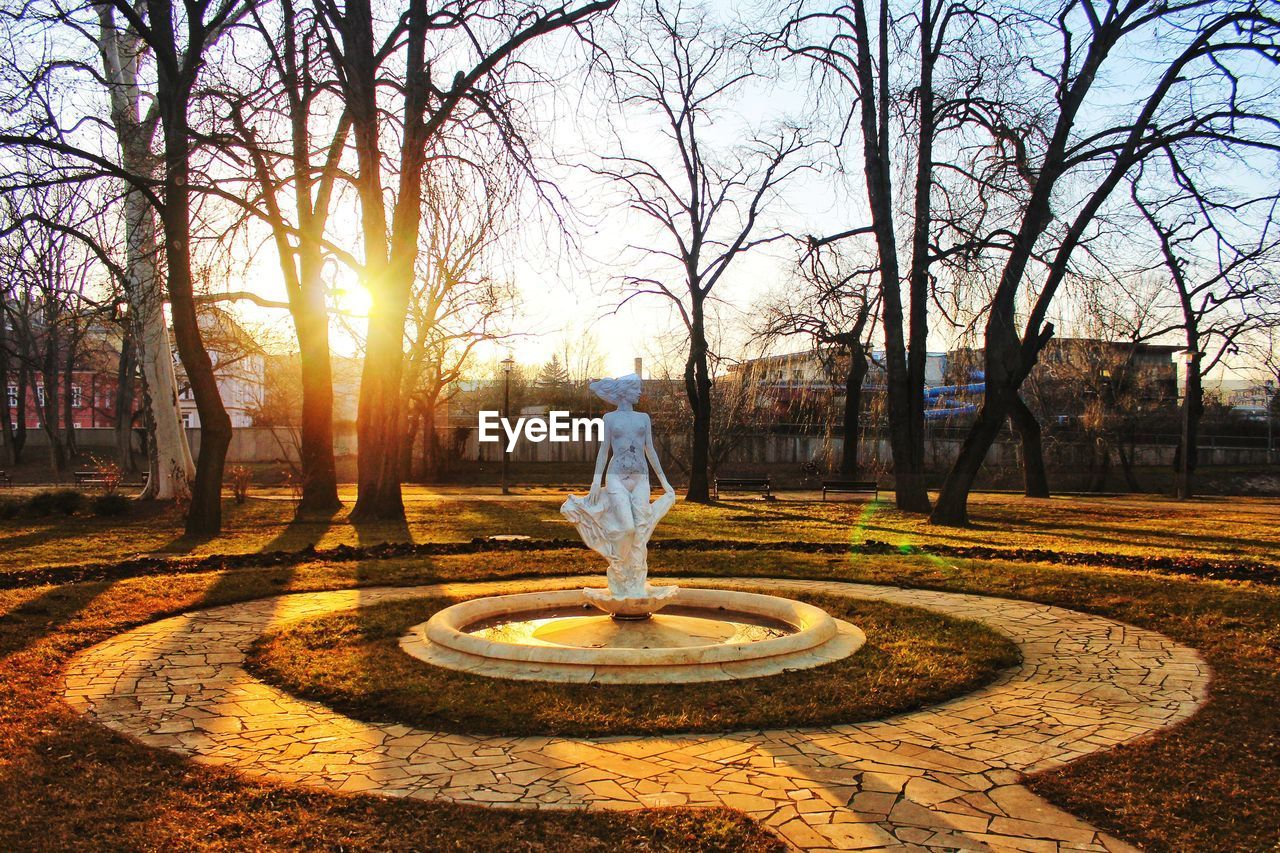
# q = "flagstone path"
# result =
<box><xmin>64</xmin><ymin>577</ymin><xmax>1210</xmax><ymax>852</ymax></box>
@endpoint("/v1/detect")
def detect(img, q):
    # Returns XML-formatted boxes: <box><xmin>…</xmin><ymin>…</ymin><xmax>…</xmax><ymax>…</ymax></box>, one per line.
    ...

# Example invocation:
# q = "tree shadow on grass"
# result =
<box><xmin>0</xmin><ymin>519</ymin><xmax>73</xmax><ymax>551</ymax></box>
<box><xmin>350</xmin><ymin>514</ymin><xmax>413</xmax><ymax>549</ymax></box>
<box><xmin>688</xmin><ymin>498</ymin><xmax>879</xmax><ymax>528</ymax></box>
<box><xmin>956</xmin><ymin>513</ymin><xmax>1280</xmax><ymax>559</ymax></box>
<box><xmin>259</xmin><ymin>506</ymin><xmax>342</xmax><ymax>553</ymax></box>
<box><xmin>0</xmin><ymin>580</ymin><xmax>114</xmax><ymax>661</ymax></box>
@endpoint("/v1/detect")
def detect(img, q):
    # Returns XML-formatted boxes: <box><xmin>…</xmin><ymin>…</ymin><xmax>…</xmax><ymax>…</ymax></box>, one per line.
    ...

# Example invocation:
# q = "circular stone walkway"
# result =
<box><xmin>64</xmin><ymin>578</ymin><xmax>1210</xmax><ymax>852</ymax></box>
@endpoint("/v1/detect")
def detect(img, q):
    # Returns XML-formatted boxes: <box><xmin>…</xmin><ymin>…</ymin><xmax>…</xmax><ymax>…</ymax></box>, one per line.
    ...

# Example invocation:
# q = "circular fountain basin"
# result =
<box><xmin>399</xmin><ymin>588</ymin><xmax>865</xmax><ymax>684</ymax></box>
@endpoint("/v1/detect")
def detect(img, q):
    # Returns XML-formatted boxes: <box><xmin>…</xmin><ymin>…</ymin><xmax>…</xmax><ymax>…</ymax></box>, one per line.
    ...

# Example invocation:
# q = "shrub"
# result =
<box><xmin>171</xmin><ymin>460</ymin><xmax>191</xmax><ymax>519</ymax></box>
<box><xmin>26</xmin><ymin>489</ymin><xmax>85</xmax><ymax>517</ymax></box>
<box><xmin>88</xmin><ymin>456</ymin><xmax>124</xmax><ymax>495</ymax></box>
<box><xmin>0</xmin><ymin>497</ymin><xmax>22</xmax><ymax>519</ymax></box>
<box><xmin>228</xmin><ymin>465</ymin><xmax>252</xmax><ymax>504</ymax></box>
<box><xmin>280</xmin><ymin>467</ymin><xmax>303</xmax><ymax>506</ymax></box>
<box><xmin>91</xmin><ymin>493</ymin><xmax>131</xmax><ymax>517</ymax></box>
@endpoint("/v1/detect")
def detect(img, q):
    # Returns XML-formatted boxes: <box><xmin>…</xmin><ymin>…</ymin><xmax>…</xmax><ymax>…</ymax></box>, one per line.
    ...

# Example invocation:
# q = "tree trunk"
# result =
<box><xmin>1008</xmin><ymin>394</ymin><xmax>1049</xmax><ymax>497</ymax></box>
<box><xmin>930</xmin><ymin>394</ymin><xmax>1007</xmax><ymax>525</ymax></box>
<box><xmin>842</xmin><ymin>0</ymin><xmax>932</xmax><ymax>514</ymax></box>
<box><xmin>261</xmin><ymin>18</ymin><xmax>343</xmax><ymax>514</ymax></box>
<box><xmin>15</xmin><ymin>366</ymin><xmax>28</xmax><ymax>462</ymax></box>
<box><xmin>839</xmin><ymin>346</ymin><xmax>868</xmax><ymax>477</ymax></box>
<box><xmin>114</xmin><ymin>327</ymin><xmax>136</xmax><ymax>470</ymax></box>
<box><xmin>1091</xmin><ymin>442</ymin><xmax>1111</xmax><ymax>491</ymax></box>
<box><xmin>97</xmin><ymin>6</ymin><xmax>194</xmax><ymax>500</ymax></box>
<box><xmin>1176</xmin><ymin>353</ymin><xmax>1202</xmax><ymax>500</ymax></box>
<box><xmin>0</xmin><ymin>307</ymin><xmax>14</xmax><ymax>467</ymax></box>
<box><xmin>294</xmin><ymin>272</ymin><xmax>341</xmax><ymax>511</ymax></box>
<box><xmin>134</xmin><ymin>286</ymin><xmax>195</xmax><ymax>498</ymax></box>
<box><xmin>344</xmin><ymin>0</ymin><xmax>411</xmax><ymax>524</ymax></box>
<box><xmin>898</xmin><ymin>0</ymin><xmax>937</xmax><ymax>513</ymax></box>
<box><xmin>684</xmin><ymin>308</ymin><xmax>712</xmax><ymax>503</ymax></box>
<box><xmin>41</xmin><ymin>312</ymin><xmax>67</xmax><ymax>473</ymax></box>
<box><xmin>350</xmin><ymin>278</ymin><xmax>411</xmax><ymax>521</ymax></box>
<box><xmin>930</xmin><ymin>330</ymin><xmax>1022</xmax><ymax>525</ymax></box>
<box><xmin>422</xmin><ymin>403</ymin><xmax>443</xmax><ymax>482</ymax></box>
<box><xmin>930</xmin><ymin>307</ymin><xmax>1054</xmax><ymax>525</ymax></box>
<box><xmin>63</xmin><ymin>343</ymin><xmax>78</xmax><ymax>461</ymax></box>
<box><xmin>153</xmin><ymin>13</ymin><xmax>233</xmax><ymax>537</ymax></box>
<box><xmin>133</xmin><ymin>213</ymin><xmax>195</xmax><ymax>500</ymax></box>
<box><xmin>1117</xmin><ymin>440</ymin><xmax>1141</xmax><ymax>492</ymax></box>
<box><xmin>401</xmin><ymin>404</ymin><xmax>420</xmax><ymax>478</ymax></box>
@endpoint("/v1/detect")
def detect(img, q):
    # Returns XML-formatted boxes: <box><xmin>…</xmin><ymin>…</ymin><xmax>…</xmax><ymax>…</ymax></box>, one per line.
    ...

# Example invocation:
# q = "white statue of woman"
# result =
<box><xmin>561</xmin><ymin>374</ymin><xmax>677</xmax><ymax>611</ymax></box>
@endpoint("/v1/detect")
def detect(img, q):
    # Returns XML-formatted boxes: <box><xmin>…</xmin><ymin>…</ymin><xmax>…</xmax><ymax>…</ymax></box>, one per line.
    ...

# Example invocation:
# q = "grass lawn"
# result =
<box><xmin>1</xmin><ymin>492</ymin><xmax>1279</xmax><ymax>850</ymax></box>
<box><xmin>0</xmin><ymin>486</ymin><xmax>1276</xmax><ymax>573</ymax></box>
<box><xmin>245</xmin><ymin>592</ymin><xmax>1019</xmax><ymax>736</ymax></box>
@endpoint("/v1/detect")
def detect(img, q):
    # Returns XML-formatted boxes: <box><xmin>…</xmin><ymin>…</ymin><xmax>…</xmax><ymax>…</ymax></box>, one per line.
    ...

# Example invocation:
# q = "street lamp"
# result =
<box><xmin>500</xmin><ymin>355</ymin><xmax>514</xmax><ymax>495</ymax></box>
<box><xmin>1266</xmin><ymin>379</ymin><xmax>1276</xmax><ymax>464</ymax></box>
<box><xmin>1176</xmin><ymin>349</ymin><xmax>1199</xmax><ymax>499</ymax></box>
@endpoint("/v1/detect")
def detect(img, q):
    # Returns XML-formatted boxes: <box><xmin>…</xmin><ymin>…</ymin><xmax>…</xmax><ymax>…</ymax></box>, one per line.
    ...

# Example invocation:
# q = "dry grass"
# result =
<box><xmin>1</xmin><ymin>492</ymin><xmax>1278</xmax><ymax>850</ymax></box>
<box><xmin>0</xmin><ymin>488</ymin><xmax>1276</xmax><ymax>574</ymax></box>
<box><xmin>244</xmin><ymin>592</ymin><xmax>1019</xmax><ymax>737</ymax></box>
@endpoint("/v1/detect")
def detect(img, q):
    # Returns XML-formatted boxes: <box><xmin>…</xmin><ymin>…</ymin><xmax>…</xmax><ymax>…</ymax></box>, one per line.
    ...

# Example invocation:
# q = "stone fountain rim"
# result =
<box><xmin>421</xmin><ymin>587</ymin><xmax>842</xmax><ymax>668</ymax></box>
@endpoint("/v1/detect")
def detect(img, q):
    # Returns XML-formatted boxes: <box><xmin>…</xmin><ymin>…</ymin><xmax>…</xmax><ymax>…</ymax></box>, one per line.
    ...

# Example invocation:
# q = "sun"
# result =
<box><xmin>333</xmin><ymin>284</ymin><xmax>372</xmax><ymax>318</ymax></box>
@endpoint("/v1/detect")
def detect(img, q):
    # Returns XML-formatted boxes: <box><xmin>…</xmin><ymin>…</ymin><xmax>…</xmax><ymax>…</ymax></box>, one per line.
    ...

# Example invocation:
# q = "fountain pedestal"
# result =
<box><xmin>583</xmin><ymin>584</ymin><xmax>678</xmax><ymax>620</ymax></box>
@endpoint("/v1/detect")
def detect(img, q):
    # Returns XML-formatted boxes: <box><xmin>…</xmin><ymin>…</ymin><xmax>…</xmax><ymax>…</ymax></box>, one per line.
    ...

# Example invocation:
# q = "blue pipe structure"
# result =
<box><xmin>923</xmin><ymin>373</ymin><xmax>984</xmax><ymax>419</ymax></box>
<box><xmin>923</xmin><ymin>382</ymin><xmax>986</xmax><ymax>399</ymax></box>
<box><xmin>780</xmin><ymin>371</ymin><xmax>984</xmax><ymax>420</ymax></box>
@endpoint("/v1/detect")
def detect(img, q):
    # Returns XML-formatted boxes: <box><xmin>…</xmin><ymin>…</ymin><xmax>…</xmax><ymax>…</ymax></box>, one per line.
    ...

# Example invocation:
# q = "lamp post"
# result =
<box><xmin>1176</xmin><ymin>349</ymin><xmax>1199</xmax><ymax>500</ymax></box>
<box><xmin>1267</xmin><ymin>379</ymin><xmax>1276</xmax><ymax>464</ymax></box>
<box><xmin>500</xmin><ymin>355</ymin><xmax>514</xmax><ymax>495</ymax></box>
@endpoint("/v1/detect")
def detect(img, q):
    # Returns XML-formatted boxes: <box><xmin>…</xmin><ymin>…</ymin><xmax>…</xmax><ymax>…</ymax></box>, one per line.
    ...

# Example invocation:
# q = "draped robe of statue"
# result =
<box><xmin>561</xmin><ymin>375</ymin><xmax>677</xmax><ymax>610</ymax></box>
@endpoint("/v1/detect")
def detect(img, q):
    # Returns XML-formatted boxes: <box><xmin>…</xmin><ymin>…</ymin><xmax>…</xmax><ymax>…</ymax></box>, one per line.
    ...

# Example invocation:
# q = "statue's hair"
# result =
<box><xmin>589</xmin><ymin>373</ymin><xmax>642</xmax><ymax>406</ymax></box>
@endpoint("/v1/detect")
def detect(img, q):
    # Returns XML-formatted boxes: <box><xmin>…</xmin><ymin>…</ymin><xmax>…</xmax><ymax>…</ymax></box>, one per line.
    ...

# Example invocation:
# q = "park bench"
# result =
<box><xmin>821</xmin><ymin>480</ymin><xmax>879</xmax><ymax>501</ymax></box>
<box><xmin>713</xmin><ymin>476</ymin><xmax>773</xmax><ymax>500</ymax></box>
<box><xmin>73</xmin><ymin>470</ymin><xmax>144</xmax><ymax>489</ymax></box>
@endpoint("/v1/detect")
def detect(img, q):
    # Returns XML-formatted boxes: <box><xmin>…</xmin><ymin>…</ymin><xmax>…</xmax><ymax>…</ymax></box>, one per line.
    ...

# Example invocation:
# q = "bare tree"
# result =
<box><xmin>316</xmin><ymin>0</ymin><xmax>616</xmax><ymax>521</ymax></box>
<box><xmin>207</xmin><ymin>0</ymin><xmax>355</xmax><ymax>512</ymax></box>
<box><xmin>595</xmin><ymin>0</ymin><xmax>810</xmax><ymax>502</ymax></box>
<box><xmin>644</xmin><ymin>343</ymin><xmax>773</xmax><ymax>485</ymax></box>
<box><xmin>769</xmin><ymin>0</ymin><xmax>1010</xmax><ymax>513</ymax></box>
<box><xmin>94</xmin><ymin>2</ymin><xmax>197</xmax><ymax>500</ymax></box>
<box><xmin>555</xmin><ymin>326</ymin><xmax>607</xmax><ymax>383</ymax></box>
<box><xmin>759</xmin><ymin>242</ymin><xmax>879</xmax><ymax>476</ymax></box>
<box><xmin>0</xmin><ymin>1</ymin><xmax>199</xmax><ymax>497</ymax></box>
<box><xmin>135</xmin><ymin>0</ymin><xmax>255</xmax><ymax>534</ymax></box>
<box><xmin>1132</xmin><ymin>174</ymin><xmax>1280</xmax><ymax>498</ymax></box>
<box><xmin>928</xmin><ymin>0</ymin><xmax>1280</xmax><ymax>524</ymax></box>
<box><xmin>0</xmin><ymin>0</ymin><xmax>256</xmax><ymax>534</ymax></box>
<box><xmin>0</xmin><ymin>255</ymin><xmax>16</xmax><ymax>466</ymax></box>
<box><xmin>0</xmin><ymin>187</ymin><xmax>106</xmax><ymax>473</ymax></box>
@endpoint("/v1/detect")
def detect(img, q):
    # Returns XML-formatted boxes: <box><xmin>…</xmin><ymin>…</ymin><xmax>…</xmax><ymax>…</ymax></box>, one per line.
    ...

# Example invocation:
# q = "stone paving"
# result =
<box><xmin>64</xmin><ymin>577</ymin><xmax>1211</xmax><ymax>852</ymax></box>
